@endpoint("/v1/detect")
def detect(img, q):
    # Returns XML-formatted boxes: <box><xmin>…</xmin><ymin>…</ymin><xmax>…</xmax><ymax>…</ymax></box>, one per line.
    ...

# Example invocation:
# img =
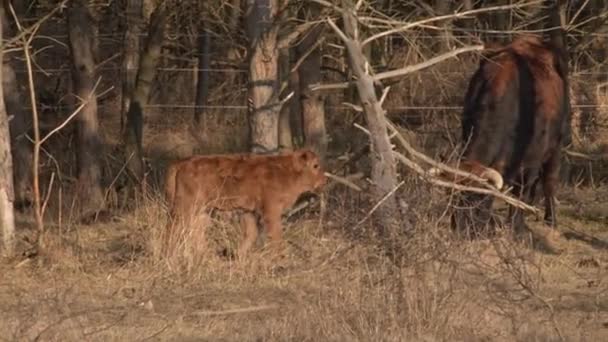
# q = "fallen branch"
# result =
<box><xmin>189</xmin><ymin>304</ymin><xmax>279</xmax><ymax>317</ymax></box>
<box><xmin>392</xmin><ymin>151</ymin><xmax>540</xmax><ymax>214</ymax></box>
<box><xmin>347</xmin><ymin>101</ymin><xmax>495</xmax><ymax>189</ymax></box>
<box><xmin>324</xmin><ymin>172</ymin><xmax>363</xmax><ymax>191</ymax></box>
<box><xmin>386</xmin><ymin>120</ymin><xmax>496</xmax><ymax>191</ymax></box>
<box><xmin>350</xmin><ymin>104</ymin><xmax>539</xmax><ymax>213</ymax></box>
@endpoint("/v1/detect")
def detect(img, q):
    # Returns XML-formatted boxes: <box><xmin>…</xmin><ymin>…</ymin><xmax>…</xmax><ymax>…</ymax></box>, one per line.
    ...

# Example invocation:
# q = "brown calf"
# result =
<box><xmin>163</xmin><ymin>149</ymin><xmax>327</xmax><ymax>257</ymax></box>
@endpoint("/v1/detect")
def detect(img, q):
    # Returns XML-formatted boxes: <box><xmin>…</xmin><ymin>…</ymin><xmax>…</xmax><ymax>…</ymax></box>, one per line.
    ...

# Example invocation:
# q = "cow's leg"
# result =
<box><xmin>508</xmin><ymin>172</ymin><xmax>528</xmax><ymax>234</ymax></box>
<box><xmin>541</xmin><ymin>152</ymin><xmax>561</xmax><ymax>228</ymax></box>
<box><xmin>509</xmin><ymin>169</ymin><xmax>539</xmax><ymax>234</ymax></box>
<box><xmin>237</xmin><ymin>211</ymin><xmax>259</xmax><ymax>258</ymax></box>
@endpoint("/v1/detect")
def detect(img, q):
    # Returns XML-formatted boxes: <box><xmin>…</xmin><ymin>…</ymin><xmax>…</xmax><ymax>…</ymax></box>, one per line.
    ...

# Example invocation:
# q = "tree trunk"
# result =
<box><xmin>297</xmin><ymin>22</ymin><xmax>327</xmax><ymax>159</ymax></box>
<box><xmin>246</xmin><ymin>0</ymin><xmax>280</xmax><ymax>153</ymax></box>
<box><xmin>121</xmin><ymin>0</ymin><xmax>142</xmax><ymax>132</ymax></box>
<box><xmin>340</xmin><ymin>2</ymin><xmax>412</xmax><ymax>236</ymax></box>
<box><xmin>1</xmin><ymin>1</ymin><xmax>32</xmax><ymax>211</ymax></box>
<box><xmin>226</xmin><ymin>0</ymin><xmax>243</xmax><ymax>86</ymax></box>
<box><xmin>0</xmin><ymin>5</ymin><xmax>16</xmax><ymax>257</ymax></box>
<box><xmin>67</xmin><ymin>0</ymin><xmax>104</xmax><ymax>217</ymax></box>
<box><xmin>194</xmin><ymin>23</ymin><xmax>211</xmax><ymax>125</ymax></box>
<box><xmin>278</xmin><ymin>47</ymin><xmax>292</xmax><ymax>149</ymax></box>
<box><xmin>3</xmin><ymin>62</ymin><xmax>32</xmax><ymax>211</ymax></box>
<box><xmin>434</xmin><ymin>0</ymin><xmax>453</xmax><ymax>50</ymax></box>
<box><xmin>124</xmin><ymin>2</ymin><xmax>167</xmax><ymax>182</ymax></box>
<box><xmin>288</xmin><ymin>55</ymin><xmax>303</xmax><ymax>146</ymax></box>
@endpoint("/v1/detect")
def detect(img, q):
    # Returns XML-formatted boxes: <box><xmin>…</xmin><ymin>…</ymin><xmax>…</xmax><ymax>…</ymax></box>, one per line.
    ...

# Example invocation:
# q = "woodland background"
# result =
<box><xmin>0</xmin><ymin>0</ymin><xmax>608</xmax><ymax>341</ymax></box>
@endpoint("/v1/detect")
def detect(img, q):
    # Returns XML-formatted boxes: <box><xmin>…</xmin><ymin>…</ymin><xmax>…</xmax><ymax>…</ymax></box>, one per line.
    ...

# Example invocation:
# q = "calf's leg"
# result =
<box><xmin>261</xmin><ymin>205</ymin><xmax>286</xmax><ymax>254</ymax></box>
<box><xmin>237</xmin><ymin>212</ymin><xmax>259</xmax><ymax>258</ymax></box>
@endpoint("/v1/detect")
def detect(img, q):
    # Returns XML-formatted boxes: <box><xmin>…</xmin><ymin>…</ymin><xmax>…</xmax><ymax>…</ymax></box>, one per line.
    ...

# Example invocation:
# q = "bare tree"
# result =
<box><xmin>1</xmin><ymin>0</ymin><xmax>32</xmax><ymax>211</ymax></box>
<box><xmin>0</xmin><ymin>2</ymin><xmax>15</xmax><ymax>257</ymax></box>
<box><xmin>121</xmin><ymin>0</ymin><xmax>143</xmax><ymax>132</ymax></box>
<box><xmin>67</xmin><ymin>0</ymin><xmax>105</xmax><ymax>218</ymax></box>
<box><xmin>245</xmin><ymin>0</ymin><xmax>281</xmax><ymax>152</ymax></box>
<box><xmin>124</xmin><ymin>1</ymin><xmax>167</xmax><ymax>183</ymax></box>
<box><xmin>297</xmin><ymin>19</ymin><xmax>327</xmax><ymax>159</ymax></box>
<box><xmin>331</xmin><ymin>0</ymin><xmax>411</xmax><ymax>235</ymax></box>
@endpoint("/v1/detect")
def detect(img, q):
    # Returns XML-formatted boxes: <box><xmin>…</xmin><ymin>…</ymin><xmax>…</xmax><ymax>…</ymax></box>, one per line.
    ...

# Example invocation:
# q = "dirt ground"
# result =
<box><xmin>1</xmin><ymin>182</ymin><xmax>608</xmax><ymax>342</ymax></box>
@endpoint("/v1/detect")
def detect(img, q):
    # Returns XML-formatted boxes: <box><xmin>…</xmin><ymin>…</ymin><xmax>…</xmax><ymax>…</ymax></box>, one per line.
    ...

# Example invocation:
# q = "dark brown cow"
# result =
<box><xmin>163</xmin><ymin>149</ymin><xmax>327</xmax><ymax>257</ymax></box>
<box><xmin>432</xmin><ymin>35</ymin><xmax>570</xmax><ymax>236</ymax></box>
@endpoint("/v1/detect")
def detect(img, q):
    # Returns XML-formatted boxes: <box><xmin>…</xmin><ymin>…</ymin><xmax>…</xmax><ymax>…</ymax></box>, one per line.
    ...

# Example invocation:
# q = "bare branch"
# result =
<box><xmin>361</xmin><ymin>1</ymin><xmax>543</xmax><ymax>47</ymax></box>
<box><xmin>326</xmin><ymin>17</ymin><xmax>350</xmax><ymax>44</ymax></box>
<box><xmin>311</xmin><ymin>45</ymin><xmax>483</xmax><ymax>91</ymax></box>
<box><xmin>324</xmin><ymin>172</ymin><xmax>363</xmax><ymax>191</ymax></box>
<box><xmin>278</xmin><ymin>21</ymin><xmax>321</xmax><ymax>49</ymax></box>
<box><xmin>377</xmin><ymin>45</ymin><xmax>484</xmax><ymax>80</ymax></box>
<box><xmin>392</xmin><ymin>151</ymin><xmax>540</xmax><ymax>213</ymax></box>
<box><xmin>5</xmin><ymin>0</ymin><xmax>69</xmax><ymax>49</ymax></box>
<box><xmin>39</xmin><ymin>78</ymin><xmax>103</xmax><ymax>146</ymax></box>
<box><xmin>306</xmin><ymin>0</ymin><xmax>344</xmax><ymax>13</ymax></box>
<box><xmin>279</xmin><ymin>36</ymin><xmax>326</xmax><ymax>94</ymax></box>
<box><xmin>355</xmin><ymin>180</ymin><xmax>405</xmax><ymax>227</ymax></box>
<box><xmin>385</xmin><ymin>120</ymin><xmax>494</xmax><ymax>190</ymax></box>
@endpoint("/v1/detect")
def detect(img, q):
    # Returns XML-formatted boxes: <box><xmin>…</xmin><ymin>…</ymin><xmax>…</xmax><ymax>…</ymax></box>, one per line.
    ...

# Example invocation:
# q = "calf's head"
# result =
<box><xmin>292</xmin><ymin>149</ymin><xmax>327</xmax><ymax>192</ymax></box>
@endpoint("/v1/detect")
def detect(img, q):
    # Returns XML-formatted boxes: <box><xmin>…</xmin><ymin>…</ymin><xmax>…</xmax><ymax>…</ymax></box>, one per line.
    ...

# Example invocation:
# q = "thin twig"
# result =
<box><xmin>355</xmin><ymin>181</ymin><xmax>405</xmax><ymax>227</ymax></box>
<box><xmin>39</xmin><ymin>79</ymin><xmax>102</xmax><ymax>146</ymax></box>
<box><xmin>280</xmin><ymin>36</ymin><xmax>326</xmax><ymax>94</ymax></box>
<box><xmin>41</xmin><ymin>172</ymin><xmax>55</xmax><ymax>219</ymax></box>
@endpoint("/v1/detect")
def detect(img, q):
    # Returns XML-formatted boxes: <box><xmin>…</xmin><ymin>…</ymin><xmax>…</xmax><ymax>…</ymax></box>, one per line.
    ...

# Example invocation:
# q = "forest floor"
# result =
<box><xmin>1</xmin><ymin>182</ymin><xmax>608</xmax><ymax>341</ymax></box>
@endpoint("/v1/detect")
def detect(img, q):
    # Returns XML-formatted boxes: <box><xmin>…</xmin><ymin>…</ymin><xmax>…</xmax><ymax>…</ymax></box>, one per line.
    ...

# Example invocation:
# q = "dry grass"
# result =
<box><xmin>2</xmin><ymin>182</ymin><xmax>608</xmax><ymax>341</ymax></box>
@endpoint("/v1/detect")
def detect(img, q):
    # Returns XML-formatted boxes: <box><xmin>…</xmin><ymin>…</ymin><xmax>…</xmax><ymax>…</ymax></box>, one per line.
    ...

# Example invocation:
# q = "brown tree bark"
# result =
<box><xmin>278</xmin><ymin>47</ymin><xmax>293</xmax><ymax>149</ymax></box>
<box><xmin>245</xmin><ymin>0</ymin><xmax>280</xmax><ymax>152</ymax></box>
<box><xmin>0</xmin><ymin>4</ymin><xmax>16</xmax><ymax>257</ymax></box>
<box><xmin>338</xmin><ymin>1</ymin><xmax>413</xmax><ymax>236</ymax></box>
<box><xmin>124</xmin><ymin>2</ymin><xmax>167</xmax><ymax>182</ymax></box>
<box><xmin>67</xmin><ymin>0</ymin><xmax>105</xmax><ymax>217</ymax></box>
<box><xmin>121</xmin><ymin>0</ymin><xmax>142</xmax><ymax>132</ymax></box>
<box><xmin>297</xmin><ymin>22</ymin><xmax>327</xmax><ymax>159</ymax></box>
<box><xmin>1</xmin><ymin>0</ymin><xmax>32</xmax><ymax>211</ymax></box>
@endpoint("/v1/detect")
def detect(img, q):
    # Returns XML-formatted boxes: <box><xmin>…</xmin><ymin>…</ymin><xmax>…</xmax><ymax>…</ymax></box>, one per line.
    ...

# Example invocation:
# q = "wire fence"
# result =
<box><xmin>10</xmin><ymin>15</ymin><xmax>608</xmax><ymax>115</ymax></box>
